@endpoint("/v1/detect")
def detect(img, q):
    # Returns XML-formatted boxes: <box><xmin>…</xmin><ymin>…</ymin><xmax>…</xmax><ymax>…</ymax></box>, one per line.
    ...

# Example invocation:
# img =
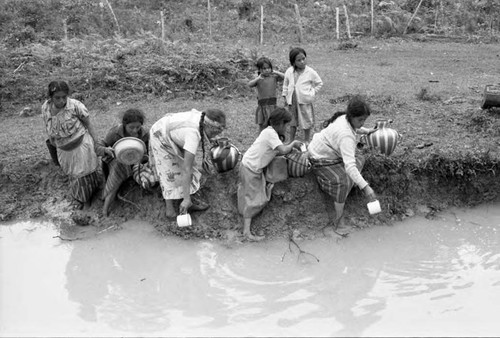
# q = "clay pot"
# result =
<box><xmin>210</xmin><ymin>138</ymin><xmax>241</xmax><ymax>173</ymax></box>
<box><xmin>361</xmin><ymin>119</ymin><xmax>402</xmax><ymax>156</ymax></box>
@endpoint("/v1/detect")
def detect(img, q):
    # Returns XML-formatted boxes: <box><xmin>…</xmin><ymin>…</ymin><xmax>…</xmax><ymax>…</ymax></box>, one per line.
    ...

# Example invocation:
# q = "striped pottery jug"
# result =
<box><xmin>361</xmin><ymin>119</ymin><xmax>402</xmax><ymax>156</ymax></box>
<box><xmin>285</xmin><ymin>149</ymin><xmax>311</xmax><ymax>177</ymax></box>
<box><xmin>210</xmin><ymin>137</ymin><xmax>241</xmax><ymax>173</ymax></box>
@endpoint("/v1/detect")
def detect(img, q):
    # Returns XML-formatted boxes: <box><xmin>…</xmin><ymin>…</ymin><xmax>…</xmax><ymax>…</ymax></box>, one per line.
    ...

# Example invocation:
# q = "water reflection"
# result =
<box><xmin>1</xmin><ymin>204</ymin><xmax>500</xmax><ymax>337</ymax></box>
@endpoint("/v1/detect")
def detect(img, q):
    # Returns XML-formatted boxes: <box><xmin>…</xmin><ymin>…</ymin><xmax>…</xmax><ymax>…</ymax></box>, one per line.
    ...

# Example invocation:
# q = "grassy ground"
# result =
<box><xmin>1</xmin><ymin>37</ymin><xmax>500</xmax><ymax>242</ymax></box>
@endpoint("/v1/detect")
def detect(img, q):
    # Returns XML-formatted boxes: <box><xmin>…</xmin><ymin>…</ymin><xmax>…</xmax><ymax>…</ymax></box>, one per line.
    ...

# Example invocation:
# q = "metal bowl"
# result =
<box><xmin>112</xmin><ymin>137</ymin><xmax>146</xmax><ymax>165</ymax></box>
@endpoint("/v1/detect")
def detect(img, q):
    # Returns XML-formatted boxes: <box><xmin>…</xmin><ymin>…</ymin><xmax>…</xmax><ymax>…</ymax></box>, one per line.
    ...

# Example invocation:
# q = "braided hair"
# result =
<box><xmin>199</xmin><ymin>111</ymin><xmax>207</xmax><ymax>164</ymax></box>
<box><xmin>323</xmin><ymin>95</ymin><xmax>371</xmax><ymax>128</ymax></box>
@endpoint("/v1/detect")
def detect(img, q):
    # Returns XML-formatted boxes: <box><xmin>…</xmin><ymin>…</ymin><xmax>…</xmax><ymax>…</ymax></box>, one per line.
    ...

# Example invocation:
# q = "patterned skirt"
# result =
<box><xmin>58</xmin><ymin>132</ymin><xmax>100</xmax><ymax>203</ymax></box>
<box><xmin>310</xmin><ymin>155</ymin><xmax>365</xmax><ymax>203</ymax></box>
<box><xmin>149</xmin><ymin>131</ymin><xmax>201</xmax><ymax>200</ymax></box>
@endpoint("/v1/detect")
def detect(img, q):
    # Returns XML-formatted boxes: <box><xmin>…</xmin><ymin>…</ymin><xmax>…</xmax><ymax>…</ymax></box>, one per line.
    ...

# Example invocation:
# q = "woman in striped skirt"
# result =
<box><xmin>96</xmin><ymin>108</ymin><xmax>150</xmax><ymax>217</ymax></box>
<box><xmin>41</xmin><ymin>81</ymin><xmax>100</xmax><ymax>211</ymax></box>
<box><xmin>307</xmin><ymin>96</ymin><xmax>378</xmax><ymax>229</ymax></box>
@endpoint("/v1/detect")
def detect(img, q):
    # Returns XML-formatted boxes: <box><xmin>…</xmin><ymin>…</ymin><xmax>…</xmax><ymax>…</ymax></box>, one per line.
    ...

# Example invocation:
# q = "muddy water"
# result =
<box><xmin>1</xmin><ymin>204</ymin><xmax>500</xmax><ymax>337</ymax></box>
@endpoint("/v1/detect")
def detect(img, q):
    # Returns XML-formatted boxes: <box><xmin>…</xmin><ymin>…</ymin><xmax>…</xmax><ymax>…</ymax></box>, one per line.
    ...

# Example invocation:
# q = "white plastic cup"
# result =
<box><xmin>177</xmin><ymin>213</ymin><xmax>192</xmax><ymax>227</ymax></box>
<box><xmin>367</xmin><ymin>200</ymin><xmax>381</xmax><ymax>215</ymax></box>
<box><xmin>300</xmin><ymin>143</ymin><xmax>307</xmax><ymax>152</ymax></box>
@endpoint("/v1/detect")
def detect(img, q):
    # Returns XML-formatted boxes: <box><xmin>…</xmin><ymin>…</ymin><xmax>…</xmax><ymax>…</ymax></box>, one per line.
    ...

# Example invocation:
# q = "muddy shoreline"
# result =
<box><xmin>2</xmin><ymin>143</ymin><xmax>499</xmax><ymax>242</ymax></box>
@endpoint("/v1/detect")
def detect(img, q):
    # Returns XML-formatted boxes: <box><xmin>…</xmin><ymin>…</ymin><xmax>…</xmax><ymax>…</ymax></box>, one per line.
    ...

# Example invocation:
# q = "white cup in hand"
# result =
<box><xmin>367</xmin><ymin>200</ymin><xmax>381</xmax><ymax>215</ymax></box>
<box><xmin>177</xmin><ymin>213</ymin><xmax>192</xmax><ymax>227</ymax></box>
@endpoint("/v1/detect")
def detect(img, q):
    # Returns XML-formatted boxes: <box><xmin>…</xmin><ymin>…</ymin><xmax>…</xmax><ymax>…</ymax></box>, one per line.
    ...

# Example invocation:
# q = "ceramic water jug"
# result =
<box><xmin>210</xmin><ymin>137</ymin><xmax>241</xmax><ymax>173</ymax></box>
<box><xmin>361</xmin><ymin>119</ymin><xmax>402</xmax><ymax>156</ymax></box>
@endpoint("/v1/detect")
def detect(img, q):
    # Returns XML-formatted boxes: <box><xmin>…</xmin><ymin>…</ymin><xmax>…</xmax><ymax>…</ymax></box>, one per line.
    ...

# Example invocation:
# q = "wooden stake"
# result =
<box><xmin>104</xmin><ymin>0</ymin><xmax>120</xmax><ymax>35</ymax></box>
<box><xmin>343</xmin><ymin>4</ymin><xmax>351</xmax><ymax>39</ymax></box>
<box><xmin>294</xmin><ymin>4</ymin><xmax>303</xmax><ymax>43</ymax></box>
<box><xmin>63</xmin><ymin>18</ymin><xmax>68</xmax><ymax>40</ymax></box>
<box><xmin>336</xmin><ymin>7</ymin><xmax>340</xmax><ymax>40</ymax></box>
<box><xmin>207</xmin><ymin>0</ymin><xmax>212</xmax><ymax>39</ymax></box>
<box><xmin>403</xmin><ymin>0</ymin><xmax>424</xmax><ymax>34</ymax></box>
<box><xmin>370</xmin><ymin>0</ymin><xmax>374</xmax><ymax>36</ymax></box>
<box><xmin>260</xmin><ymin>5</ymin><xmax>264</xmax><ymax>45</ymax></box>
<box><xmin>160</xmin><ymin>10</ymin><xmax>165</xmax><ymax>41</ymax></box>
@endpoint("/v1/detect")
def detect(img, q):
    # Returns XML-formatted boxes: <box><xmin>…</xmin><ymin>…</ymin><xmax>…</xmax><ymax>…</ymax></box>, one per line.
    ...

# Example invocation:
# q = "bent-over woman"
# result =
<box><xmin>307</xmin><ymin>96</ymin><xmax>377</xmax><ymax>229</ymax></box>
<box><xmin>41</xmin><ymin>80</ymin><xmax>100</xmax><ymax>210</ymax></box>
<box><xmin>149</xmin><ymin>108</ymin><xmax>226</xmax><ymax>218</ymax></box>
<box><xmin>95</xmin><ymin>108</ymin><xmax>150</xmax><ymax>217</ymax></box>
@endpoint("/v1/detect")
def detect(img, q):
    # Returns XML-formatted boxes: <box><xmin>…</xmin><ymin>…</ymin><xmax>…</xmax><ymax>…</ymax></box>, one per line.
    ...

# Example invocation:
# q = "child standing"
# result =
<box><xmin>237</xmin><ymin>107</ymin><xmax>303</xmax><ymax>241</ymax></box>
<box><xmin>248</xmin><ymin>57</ymin><xmax>285</xmax><ymax>132</ymax></box>
<box><xmin>282</xmin><ymin>47</ymin><xmax>323</xmax><ymax>143</ymax></box>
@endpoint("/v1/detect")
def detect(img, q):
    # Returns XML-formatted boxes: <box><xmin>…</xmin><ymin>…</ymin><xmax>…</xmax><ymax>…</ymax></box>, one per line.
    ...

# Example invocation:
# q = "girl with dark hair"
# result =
<box><xmin>95</xmin><ymin>108</ymin><xmax>150</xmax><ymax>216</ymax></box>
<box><xmin>308</xmin><ymin>96</ymin><xmax>377</xmax><ymax>230</ymax></box>
<box><xmin>248</xmin><ymin>56</ymin><xmax>285</xmax><ymax>132</ymax></box>
<box><xmin>41</xmin><ymin>80</ymin><xmax>100</xmax><ymax>210</ymax></box>
<box><xmin>149</xmin><ymin>108</ymin><xmax>227</xmax><ymax>218</ymax></box>
<box><xmin>237</xmin><ymin>107</ymin><xmax>303</xmax><ymax>241</ymax></box>
<box><xmin>282</xmin><ymin>47</ymin><xmax>323</xmax><ymax>143</ymax></box>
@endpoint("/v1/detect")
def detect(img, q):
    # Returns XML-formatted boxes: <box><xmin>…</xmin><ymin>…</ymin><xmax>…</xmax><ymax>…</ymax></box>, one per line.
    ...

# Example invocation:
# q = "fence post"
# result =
<box><xmin>207</xmin><ymin>0</ymin><xmax>212</xmax><ymax>39</ymax></box>
<box><xmin>260</xmin><ymin>5</ymin><xmax>264</xmax><ymax>45</ymax></box>
<box><xmin>343</xmin><ymin>4</ymin><xmax>351</xmax><ymax>39</ymax></box>
<box><xmin>104</xmin><ymin>0</ymin><xmax>121</xmax><ymax>36</ymax></box>
<box><xmin>403</xmin><ymin>0</ymin><xmax>424</xmax><ymax>34</ymax></box>
<box><xmin>160</xmin><ymin>10</ymin><xmax>165</xmax><ymax>41</ymax></box>
<box><xmin>336</xmin><ymin>7</ymin><xmax>340</xmax><ymax>40</ymax></box>
<box><xmin>294</xmin><ymin>4</ymin><xmax>303</xmax><ymax>43</ymax></box>
<box><xmin>371</xmin><ymin>0</ymin><xmax>374</xmax><ymax>36</ymax></box>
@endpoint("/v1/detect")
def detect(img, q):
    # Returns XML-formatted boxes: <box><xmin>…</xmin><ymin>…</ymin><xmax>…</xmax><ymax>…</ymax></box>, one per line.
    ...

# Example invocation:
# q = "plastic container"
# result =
<box><xmin>367</xmin><ymin>200</ymin><xmax>381</xmax><ymax>215</ymax></box>
<box><xmin>177</xmin><ymin>213</ymin><xmax>192</xmax><ymax>227</ymax></box>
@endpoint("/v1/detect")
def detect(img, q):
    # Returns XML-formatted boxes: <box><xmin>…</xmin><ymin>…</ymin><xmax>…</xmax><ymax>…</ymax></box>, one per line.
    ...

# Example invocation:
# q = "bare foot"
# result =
<box><xmin>244</xmin><ymin>232</ymin><xmax>265</xmax><ymax>242</ymax></box>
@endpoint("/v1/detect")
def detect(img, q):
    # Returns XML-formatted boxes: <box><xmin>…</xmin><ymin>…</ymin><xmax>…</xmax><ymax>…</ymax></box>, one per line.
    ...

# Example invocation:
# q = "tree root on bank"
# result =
<box><xmin>281</xmin><ymin>229</ymin><xmax>320</xmax><ymax>263</ymax></box>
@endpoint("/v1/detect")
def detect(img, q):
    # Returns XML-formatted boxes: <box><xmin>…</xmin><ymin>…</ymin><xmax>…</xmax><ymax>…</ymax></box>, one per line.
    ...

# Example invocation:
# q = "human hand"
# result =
<box><xmin>292</xmin><ymin>140</ymin><xmax>303</xmax><ymax>150</ymax></box>
<box><xmin>179</xmin><ymin>197</ymin><xmax>192</xmax><ymax>215</ymax></box>
<box><xmin>363</xmin><ymin>185</ymin><xmax>377</xmax><ymax>201</ymax></box>
<box><xmin>104</xmin><ymin>147</ymin><xmax>115</xmax><ymax>158</ymax></box>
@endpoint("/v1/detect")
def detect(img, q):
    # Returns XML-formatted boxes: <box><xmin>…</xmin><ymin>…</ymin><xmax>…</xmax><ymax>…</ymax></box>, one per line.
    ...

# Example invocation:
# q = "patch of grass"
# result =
<box><xmin>416</xmin><ymin>87</ymin><xmax>441</xmax><ymax>102</ymax></box>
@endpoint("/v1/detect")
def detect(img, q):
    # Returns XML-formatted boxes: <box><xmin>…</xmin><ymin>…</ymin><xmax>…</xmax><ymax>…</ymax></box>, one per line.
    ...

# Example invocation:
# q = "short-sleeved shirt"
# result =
<box><xmin>253</xmin><ymin>75</ymin><xmax>280</xmax><ymax>100</ymax></box>
<box><xmin>41</xmin><ymin>98</ymin><xmax>89</xmax><ymax>149</ymax></box>
<box><xmin>242</xmin><ymin>126</ymin><xmax>283</xmax><ymax>173</ymax></box>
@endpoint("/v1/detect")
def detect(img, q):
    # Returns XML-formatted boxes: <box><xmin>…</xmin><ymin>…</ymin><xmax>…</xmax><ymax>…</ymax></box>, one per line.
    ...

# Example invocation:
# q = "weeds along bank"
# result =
<box><xmin>1</xmin><ymin>135</ymin><xmax>500</xmax><ymax>239</ymax></box>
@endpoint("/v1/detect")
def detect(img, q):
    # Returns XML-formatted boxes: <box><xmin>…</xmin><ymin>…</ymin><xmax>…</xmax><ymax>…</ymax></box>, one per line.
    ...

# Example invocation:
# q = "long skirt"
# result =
<box><xmin>102</xmin><ymin>160</ymin><xmax>133</xmax><ymax>198</ymax></box>
<box><xmin>311</xmin><ymin>155</ymin><xmax>365</xmax><ymax>203</ymax></box>
<box><xmin>149</xmin><ymin>132</ymin><xmax>201</xmax><ymax>200</ymax></box>
<box><xmin>289</xmin><ymin>91</ymin><xmax>314</xmax><ymax>130</ymax></box>
<box><xmin>58</xmin><ymin>132</ymin><xmax>100</xmax><ymax>203</ymax></box>
<box><xmin>237</xmin><ymin>164</ymin><xmax>274</xmax><ymax>218</ymax></box>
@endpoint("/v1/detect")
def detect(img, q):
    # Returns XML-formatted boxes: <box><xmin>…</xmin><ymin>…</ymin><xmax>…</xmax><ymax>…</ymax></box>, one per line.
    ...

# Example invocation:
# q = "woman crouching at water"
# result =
<box><xmin>307</xmin><ymin>96</ymin><xmax>377</xmax><ymax>229</ymax></box>
<box><xmin>149</xmin><ymin>108</ymin><xmax>226</xmax><ymax>218</ymax></box>
<box><xmin>41</xmin><ymin>80</ymin><xmax>100</xmax><ymax>210</ymax></box>
<box><xmin>96</xmin><ymin>108</ymin><xmax>150</xmax><ymax>217</ymax></box>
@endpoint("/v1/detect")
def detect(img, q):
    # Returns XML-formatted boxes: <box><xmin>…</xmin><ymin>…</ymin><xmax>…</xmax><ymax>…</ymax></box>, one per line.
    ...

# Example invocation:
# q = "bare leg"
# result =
<box><xmin>289</xmin><ymin>126</ymin><xmax>297</xmax><ymax>141</ymax></box>
<box><xmin>334</xmin><ymin>202</ymin><xmax>346</xmax><ymax>229</ymax></box>
<box><xmin>103</xmin><ymin>186</ymin><xmax>119</xmax><ymax>217</ymax></box>
<box><xmin>243</xmin><ymin>217</ymin><xmax>264</xmax><ymax>241</ymax></box>
<box><xmin>165</xmin><ymin>199</ymin><xmax>176</xmax><ymax>218</ymax></box>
